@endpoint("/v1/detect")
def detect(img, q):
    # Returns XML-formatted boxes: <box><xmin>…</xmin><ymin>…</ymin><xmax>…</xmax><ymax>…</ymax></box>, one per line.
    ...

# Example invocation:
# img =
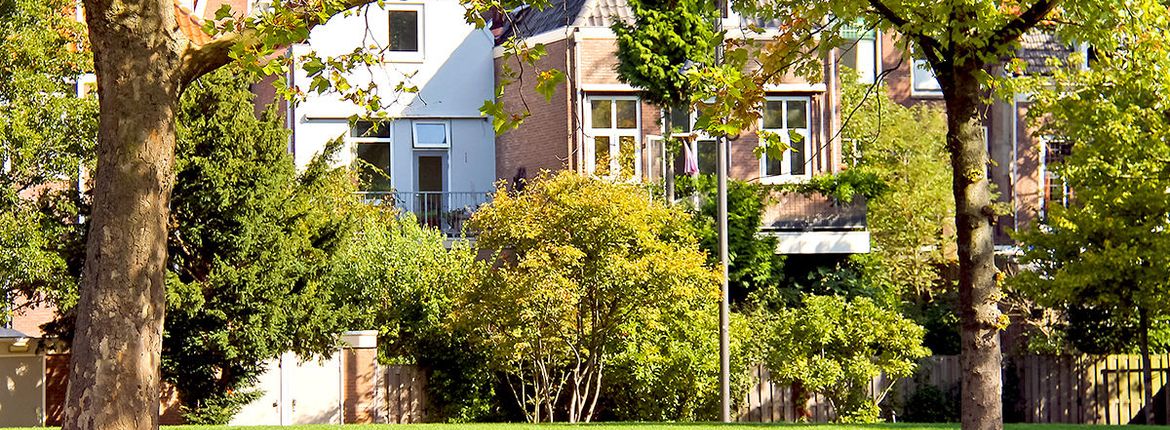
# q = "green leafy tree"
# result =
<box><xmin>677</xmin><ymin>175</ymin><xmax>786</xmax><ymax>307</ymax></box>
<box><xmin>459</xmin><ymin>171</ymin><xmax>721</xmax><ymax>423</ymax></box>
<box><xmin>759</xmin><ymin>295</ymin><xmax>930</xmax><ymax>423</ymax></box>
<box><xmin>679</xmin><ymin>0</ymin><xmax>1101</xmax><ymax>422</ymax></box>
<box><xmin>1015</xmin><ymin>7</ymin><xmax>1170</xmax><ymax>423</ymax></box>
<box><xmin>601</xmin><ymin>302</ymin><xmax>754</xmax><ymax>421</ymax></box>
<box><xmin>840</xmin><ymin>77</ymin><xmax>953</xmax><ymax>301</ymax></box>
<box><xmin>0</xmin><ymin>0</ymin><xmax>95</xmax><ymax>322</ymax></box>
<box><xmin>37</xmin><ymin>70</ymin><xmax>365</xmax><ymax>423</ymax></box>
<box><xmin>330</xmin><ymin>210</ymin><xmax>496</xmax><ymax>422</ymax></box>
<box><xmin>159</xmin><ymin>70</ymin><xmax>363</xmax><ymax>423</ymax></box>
<box><xmin>612</xmin><ymin>0</ymin><xmax>718</xmax><ymax>200</ymax></box>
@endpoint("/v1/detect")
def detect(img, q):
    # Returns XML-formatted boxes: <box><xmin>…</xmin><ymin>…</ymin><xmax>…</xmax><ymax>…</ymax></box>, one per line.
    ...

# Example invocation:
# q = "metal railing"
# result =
<box><xmin>761</xmin><ymin>191</ymin><xmax>867</xmax><ymax>231</ymax></box>
<box><xmin>358</xmin><ymin>191</ymin><xmax>493</xmax><ymax>236</ymax></box>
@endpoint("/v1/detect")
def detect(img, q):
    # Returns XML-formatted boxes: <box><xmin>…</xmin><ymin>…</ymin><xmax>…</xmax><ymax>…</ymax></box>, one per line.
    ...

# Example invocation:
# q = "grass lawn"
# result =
<box><xmin>5</xmin><ymin>424</ymin><xmax>1165</xmax><ymax>430</ymax></box>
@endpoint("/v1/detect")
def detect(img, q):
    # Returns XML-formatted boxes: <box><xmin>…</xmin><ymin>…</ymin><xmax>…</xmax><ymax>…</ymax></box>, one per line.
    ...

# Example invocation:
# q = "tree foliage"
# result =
<box><xmin>458</xmin><ymin>171</ymin><xmax>721</xmax><ymax>423</ymax></box>
<box><xmin>677</xmin><ymin>175</ymin><xmax>785</xmax><ymax>307</ymax></box>
<box><xmin>611</xmin><ymin>0</ymin><xmax>718</xmax><ymax>109</ymax></box>
<box><xmin>330</xmin><ymin>210</ymin><xmax>496</xmax><ymax>422</ymax></box>
<box><xmin>759</xmin><ymin>295</ymin><xmax>930</xmax><ymax>423</ymax></box>
<box><xmin>0</xmin><ymin>0</ymin><xmax>95</xmax><ymax>322</ymax></box>
<box><xmin>1015</xmin><ymin>0</ymin><xmax>1170</xmax><ymax>355</ymax></box>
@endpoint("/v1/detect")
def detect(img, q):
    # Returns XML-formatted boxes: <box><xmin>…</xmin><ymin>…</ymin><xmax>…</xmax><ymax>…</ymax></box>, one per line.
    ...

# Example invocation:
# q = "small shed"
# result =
<box><xmin>0</xmin><ymin>327</ymin><xmax>46</xmax><ymax>427</ymax></box>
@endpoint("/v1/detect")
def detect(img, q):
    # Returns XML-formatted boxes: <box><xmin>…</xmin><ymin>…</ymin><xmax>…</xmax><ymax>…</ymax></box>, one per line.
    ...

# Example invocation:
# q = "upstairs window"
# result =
<box><xmin>387</xmin><ymin>4</ymin><xmax>423</xmax><ymax>61</ymax></box>
<box><xmin>760</xmin><ymin>97</ymin><xmax>811</xmax><ymax>180</ymax></box>
<box><xmin>351</xmin><ymin>121</ymin><xmax>393</xmax><ymax>192</ymax></box>
<box><xmin>1042</xmin><ymin>137</ymin><xmax>1073</xmax><ymax>212</ymax></box>
<box><xmin>839</xmin><ymin>25</ymin><xmax>877</xmax><ymax>83</ymax></box>
<box><xmin>585</xmin><ymin>95</ymin><xmax>641</xmax><ymax>180</ymax></box>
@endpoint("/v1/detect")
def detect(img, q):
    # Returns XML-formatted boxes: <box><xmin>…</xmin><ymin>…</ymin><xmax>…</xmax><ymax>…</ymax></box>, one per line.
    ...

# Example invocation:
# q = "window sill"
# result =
<box><xmin>758</xmin><ymin>175</ymin><xmax>810</xmax><ymax>185</ymax></box>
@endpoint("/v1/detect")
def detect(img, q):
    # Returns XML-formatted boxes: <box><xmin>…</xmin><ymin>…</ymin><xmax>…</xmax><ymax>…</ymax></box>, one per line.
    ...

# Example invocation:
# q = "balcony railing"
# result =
<box><xmin>761</xmin><ymin>191</ymin><xmax>867</xmax><ymax>231</ymax></box>
<box><xmin>358</xmin><ymin>191</ymin><xmax>493</xmax><ymax>237</ymax></box>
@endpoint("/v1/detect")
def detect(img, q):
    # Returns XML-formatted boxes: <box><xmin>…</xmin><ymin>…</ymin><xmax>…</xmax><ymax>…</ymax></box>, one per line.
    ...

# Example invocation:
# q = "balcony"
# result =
<box><xmin>359</xmin><ymin>191</ymin><xmax>493</xmax><ymax>237</ymax></box>
<box><xmin>761</xmin><ymin>191</ymin><xmax>870</xmax><ymax>254</ymax></box>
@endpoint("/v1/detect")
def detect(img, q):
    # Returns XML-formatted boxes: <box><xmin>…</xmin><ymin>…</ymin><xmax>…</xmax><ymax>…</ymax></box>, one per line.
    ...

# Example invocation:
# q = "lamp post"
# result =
<box><xmin>714</xmin><ymin>0</ymin><xmax>731</xmax><ymax>423</ymax></box>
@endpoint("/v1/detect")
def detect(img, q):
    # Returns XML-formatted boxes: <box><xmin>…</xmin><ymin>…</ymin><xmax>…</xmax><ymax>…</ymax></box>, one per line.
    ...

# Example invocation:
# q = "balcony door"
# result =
<box><xmin>415</xmin><ymin>153</ymin><xmax>446</xmax><ymax>228</ymax></box>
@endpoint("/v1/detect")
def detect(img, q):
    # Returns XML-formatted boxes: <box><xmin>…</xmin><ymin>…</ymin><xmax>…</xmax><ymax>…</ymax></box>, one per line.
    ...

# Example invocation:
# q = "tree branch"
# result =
<box><xmin>866</xmin><ymin>0</ymin><xmax>947</xmax><ymax>66</ymax></box>
<box><xmin>179</xmin><ymin>0</ymin><xmax>374</xmax><ymax>84</ymax></box>
<box><xmin>988</xmin><ymin>0</ymin><xmax>1062</xmax><ymax>50</ymax></box>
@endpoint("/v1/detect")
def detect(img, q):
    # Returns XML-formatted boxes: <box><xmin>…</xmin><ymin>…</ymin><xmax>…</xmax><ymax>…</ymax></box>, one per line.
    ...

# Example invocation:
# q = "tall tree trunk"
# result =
<box><xmin>1140</xmin><ymin>308</ymin><xmax>1155</xmax><ymax>425</ymax></box>
<box><xmin>943</xmin><ymin>64</ymin><xmax>1004</xmax><ymax>430</ymax></box>
<box><xmin>63</xmin><ymin>1</ymin><xmax>182</xmax><ymax>429</ymax></box>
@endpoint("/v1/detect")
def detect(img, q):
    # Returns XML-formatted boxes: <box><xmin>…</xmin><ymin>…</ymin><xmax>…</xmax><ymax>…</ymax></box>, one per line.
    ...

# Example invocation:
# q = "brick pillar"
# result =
<box><xmin>341</xmin><ymin>330</ymin><xmax>378</xmax><ymax>424</ymax></box>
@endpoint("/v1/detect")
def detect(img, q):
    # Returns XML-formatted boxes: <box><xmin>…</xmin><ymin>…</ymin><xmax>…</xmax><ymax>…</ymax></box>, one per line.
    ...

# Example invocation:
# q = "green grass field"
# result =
<box><xmin>5</xmin><ymin>423</ymin><xmax>1166</xmax><ymax>430</ymax></box>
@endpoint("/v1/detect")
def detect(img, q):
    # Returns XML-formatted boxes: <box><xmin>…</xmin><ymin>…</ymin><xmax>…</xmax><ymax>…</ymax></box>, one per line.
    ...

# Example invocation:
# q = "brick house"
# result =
<box><xmin>489</xmin><ymin>0</ymin><xmax>870</xmax><ymax>254</ymax></box>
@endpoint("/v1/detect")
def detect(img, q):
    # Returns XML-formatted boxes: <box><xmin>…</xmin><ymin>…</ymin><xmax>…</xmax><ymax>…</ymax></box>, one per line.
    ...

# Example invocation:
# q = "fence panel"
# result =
<box><xmin>738</xmin><ymin>354</ymin><xmax>1170</xmax><ymax>424</ymax></box>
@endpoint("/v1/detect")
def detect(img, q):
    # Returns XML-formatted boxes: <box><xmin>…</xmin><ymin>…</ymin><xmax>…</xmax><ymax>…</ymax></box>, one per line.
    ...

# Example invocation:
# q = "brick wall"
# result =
<box><xmin>10</xmin><ymin>296</ymin><xmax>55</xmax><ymax>338</ymax></box>
<box><xmin>494</xmin><ymin>38</ymin><xmax>573</xmax><ymax>184</ymax></box>
<box><xmin>880</xmin><ymin>32</ymin><xmax>944</xmax><ymax>107</ymax></box>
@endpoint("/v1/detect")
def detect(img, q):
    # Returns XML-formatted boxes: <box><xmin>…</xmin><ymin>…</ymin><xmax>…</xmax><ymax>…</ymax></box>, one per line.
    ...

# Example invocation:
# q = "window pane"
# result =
<box><xmin>765</xmin><ymin>152</ymin><xmax>783</xmax><ymax>177</ymax></box>
<box><xmin>616</xmin><ymin>100</ymin><xmax>638</xmax><ymax>129</ymax></box>
<box><xmin>763</xmin><ymin>101</ymin><xmax>784</xmax><ymax>129</ymax></box>
<box><xmin>787</xmin><ymin>101</ymin><xmax>808</xmax><ymax>129</ymax></box>
<box><xmin>355</xmin><ymin>143</ymin><xmax>391</xmax><ymax>191</ymax></box>
<box><xmin>591</xmin><ymin>100</ymin><xmax>612</xmax><ymax>129</ymax></box>
<box><xmin>912</xmin><ymin>59</ymin><xmax>941</xmax><ymax>91</ymax></box>
<box><xmin>618</xmin><ymin>136</ymin><xmax>637</xmax><ymax>179</ymax></box>
<box><xmin>389</xmin><ymin>10</ymin><xmax>419</xmax><ymax>52</ymax></box>
<box><xmin>669</xmin><ymin>106</ymin><xmax>691</xmax><ymax>134</ymax></box>
<box><xmin>594</xmin><ymin>136</ymin><xmax>611</xmax><ymax>176</ymax></box>
<box><xmin>697</xmin><ymin>139</ymin><xmax>717</xmax><ymax>174</ymax></box>
<box><xmin>790</xmin><ymin>144</ymin><xmax>806</xmax><ymax>175</ymax></box>
<box><xmin>415</xmin><ymin>123</ymin><xmax>447</xmax><ymax>146</ymax></box>
<box><xmin>352</xmin><ymin>121</ymin><xmax>391</xmax><ymax>138</ymax></box>
<box><xmin>839</xmin><ymin>40</ymin><xmax>859</xmax><ymax>71</ymax></box>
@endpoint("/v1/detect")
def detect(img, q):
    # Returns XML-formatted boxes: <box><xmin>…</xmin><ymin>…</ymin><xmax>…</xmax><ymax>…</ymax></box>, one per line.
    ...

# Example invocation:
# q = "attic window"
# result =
<box><xmin>387</xmin><ymin>4</ymin><xmax>424</xmax><ymax>62</ymax></box>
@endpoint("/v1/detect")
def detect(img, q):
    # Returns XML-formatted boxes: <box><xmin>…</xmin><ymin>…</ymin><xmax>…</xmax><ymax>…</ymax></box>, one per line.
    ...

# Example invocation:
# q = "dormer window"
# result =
<box><xmin>387</xmin><ymin>4</ymin><xmax>424</xmax><ymax>62</ymax></box>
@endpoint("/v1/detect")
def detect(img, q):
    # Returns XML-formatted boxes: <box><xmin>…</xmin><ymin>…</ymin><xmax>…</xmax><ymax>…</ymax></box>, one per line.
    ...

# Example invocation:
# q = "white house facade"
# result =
<box><xmin>289</xmin><ymin>0</ymin><xmax>498</xmax><ymax>235</ymax></box>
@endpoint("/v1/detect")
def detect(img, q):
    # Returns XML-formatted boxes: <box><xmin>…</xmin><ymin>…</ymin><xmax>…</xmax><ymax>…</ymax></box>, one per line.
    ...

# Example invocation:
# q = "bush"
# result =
<box><xmin>759</xmin><ymin>295</ymin><xmax>930</xmax><ymax>423</ymax></box>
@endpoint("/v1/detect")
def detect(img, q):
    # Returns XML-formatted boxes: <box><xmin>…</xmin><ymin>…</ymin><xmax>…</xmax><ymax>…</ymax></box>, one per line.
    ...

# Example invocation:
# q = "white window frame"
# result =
<box><xmin>911</xmin><ymin>56</ymin><xmax>942</xmax><ymax>96</ymax></box>
<box><xmin>386</xmin><ymin>3</ymin><xmax>425</xmax><ymax>63</ymax></box>
<box><xmin>759</xmin><ymin>96</ymin><xmax>812</xmax><ymax>184</ymax></box>
<box><xmin>412</xmin><ymin>120</ymin><xmax>451</xmax><ymax>149</ymax></box>
<box><xmin>583</xmin><ymin>95</ymin><xmax>642</xmax><ymax>180</ymax></box>
<box><xmin>348</xmin><ymin>120</ymin><xmax>394</xmax><ymax>192</ymax></box>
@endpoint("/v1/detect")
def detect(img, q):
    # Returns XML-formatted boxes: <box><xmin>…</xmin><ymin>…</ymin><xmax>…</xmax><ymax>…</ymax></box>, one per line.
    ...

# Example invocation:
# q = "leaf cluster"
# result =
<box><xmin>758</xmin><ymin>295</ymin><xmax>930</xmax><ymax>422</ymax></box>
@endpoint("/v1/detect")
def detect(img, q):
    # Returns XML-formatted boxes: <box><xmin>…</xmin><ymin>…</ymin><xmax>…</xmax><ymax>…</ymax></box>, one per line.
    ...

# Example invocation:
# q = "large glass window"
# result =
<box><xmin>760</xmin><ymin>97</ymin><xmax>811</xmax><ymax>179</ymax></box>
<box><xmin>351</xmin><ymin>120</ymin><xmax>392</xmax><ymax>192</ymax></box>
<box><xmin>838</xmin><ymin>31</ymin><xmax>878</xmax><ymax>83</ymax></box>
<box><xmin>387</xmin><ymin>4</ymin><xmax>423</xmax><ymax>61</ymax></box>
<box><xmin>585</xmin><ymin>95</ymin><xmax>641</xmax><ymax>180</ymax></box>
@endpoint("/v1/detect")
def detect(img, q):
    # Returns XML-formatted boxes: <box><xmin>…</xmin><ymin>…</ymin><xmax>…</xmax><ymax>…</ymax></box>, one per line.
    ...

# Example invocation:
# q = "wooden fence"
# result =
<box><xmin>738</xmin><ymin>354</ymin><xmax>1170</xmax><ymax>424</ymax></box>
<box><xmin>383</xmin><ymin>364</ymin><xmax>427</xmax><ymax>423</ymax></box>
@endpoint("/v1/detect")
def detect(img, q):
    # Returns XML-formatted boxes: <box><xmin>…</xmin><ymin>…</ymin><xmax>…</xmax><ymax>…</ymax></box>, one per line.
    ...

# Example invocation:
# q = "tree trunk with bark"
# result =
<box><xmin>63</xmin><ymin>1</ymin><xmax>183</xmax><ymax>429</ymax></box>
<box><xmin>1140</xmin><ymin>308</ymin><xmax>1155</xmax><ymax>425</ymax></box>
<box><xmin>942</xmin><ymin>61</ymin><xmax>1004</xmax><ymax>430</ymax></box>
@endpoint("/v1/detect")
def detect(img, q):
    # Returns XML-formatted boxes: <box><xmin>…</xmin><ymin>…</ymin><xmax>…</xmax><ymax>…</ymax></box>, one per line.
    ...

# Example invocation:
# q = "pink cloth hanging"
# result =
<box><xmin>683</xmin><ymin>142</ymin><xmax>700</xmax><ymax>176</ymax></box>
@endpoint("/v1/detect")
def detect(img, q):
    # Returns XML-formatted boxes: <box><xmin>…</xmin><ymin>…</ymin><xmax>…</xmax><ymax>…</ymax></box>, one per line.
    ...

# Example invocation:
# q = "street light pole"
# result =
<box><xmin>714</xmin><ymin>0</ymin><xmax>731</xmax><ymax>423</ymax></box>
